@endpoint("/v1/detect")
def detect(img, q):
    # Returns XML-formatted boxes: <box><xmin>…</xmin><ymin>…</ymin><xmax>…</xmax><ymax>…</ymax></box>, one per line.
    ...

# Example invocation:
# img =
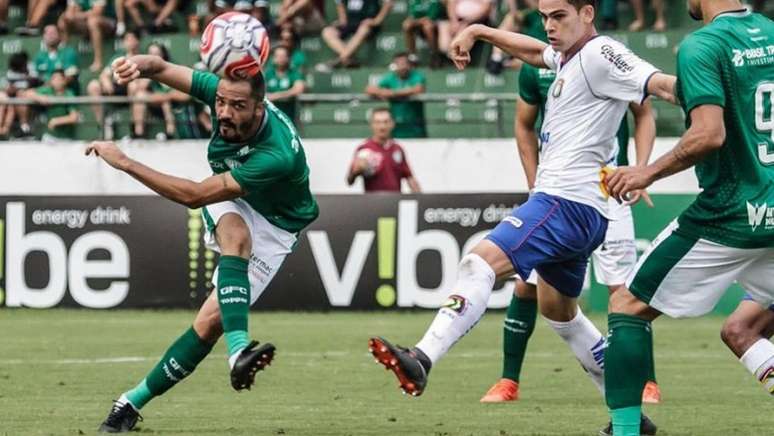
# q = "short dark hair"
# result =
<box><xmin>566</xmin><ymin>0</ymin><xmax>596</xmax><ymax>10</ymax></box>
<box><xmin>393</xmin><ymin>52</ymin><xmax>410</xmax><ymax>60</ymax></box>
<box><xmin>370</xmin><ymin>107</ymin><xmax>392</xmax><ymax>119</ymax></box>
<box><xmin>248</xmin><ymin>71</ymin><xmax>266</xmax><ymax>102</ymax></box>
<box><xmin>8</xmin><ymin>52</ymin><xmax>29</xmax><ymax>73</ymax></box>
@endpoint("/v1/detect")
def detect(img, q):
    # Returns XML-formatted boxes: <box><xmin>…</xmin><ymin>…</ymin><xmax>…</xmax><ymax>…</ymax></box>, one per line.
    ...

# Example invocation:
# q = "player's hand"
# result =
<box><xmin>85</xmin><ymin>141</ymin><xmax>131</xmax><ymax>171</ymax></box>
<box><xmin>449</xmin><ymin>27</ymin><xmax>475</xmax><ymax>70</ymax></box>
<box><xmin>112</xmin><ymin>56</ymin><xmax>141</xmax><ymax>86</ymax></box>
<box><xmin>605</xmin><ymin>166</ymin><xmax>655</xmax><ymax>204</ymax></box>
<box><xmin>623</xmin><ymin>189</ymin><xmax>654</xmax><ymax>207</ymax></box>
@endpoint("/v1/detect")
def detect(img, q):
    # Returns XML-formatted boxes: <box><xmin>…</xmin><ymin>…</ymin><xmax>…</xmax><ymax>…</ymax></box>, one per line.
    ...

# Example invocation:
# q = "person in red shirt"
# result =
<box><xmin>347</xmin><ymin>108</ymin><xmax>421</xmax><ymax>193</ymax></box>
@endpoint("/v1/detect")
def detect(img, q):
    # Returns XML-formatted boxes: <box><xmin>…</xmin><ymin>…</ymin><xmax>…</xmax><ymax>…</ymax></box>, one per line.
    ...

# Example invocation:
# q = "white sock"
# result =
<box><xmin>228</xmin><ymin>348</ymin><xmax>245</xmax><ymax>370</ymax></box>
<box><xmin>415</xmin><ymin>254</ymin><xmax>496</xmax><ymax>365</ymax></box>
<box><xmin>543</xmin><ymin>307</ymin><xmax>606</xmax><ymax>395</ymax></box>
<box><xmin>740</xmin><ymin>338</ymin><xmax>774</xmax><ymax>395</ymax></box>
<box><xmin>116</xmin><ymin>394</ymin><xmax>138</xmax><ymax>411</ymax></box>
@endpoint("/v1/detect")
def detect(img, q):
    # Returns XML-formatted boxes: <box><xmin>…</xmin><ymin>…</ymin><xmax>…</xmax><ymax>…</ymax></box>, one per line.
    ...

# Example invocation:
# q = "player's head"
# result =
<box><xmin>369</xmin><ymin>108</ymin><xmax>395</xmax><ymax>141</ymax></box>
<box><xmin>215</xmin><ymin>72</ymin><xmax>266</xmax><ymax>143</ymax></box>
<box><xmin>123</xmin><ymin>31</ymin><xmax>140</xmax><ymax>54</ymax></box>
<box><xmin>392</xmin><ymin>52</ymin><xmax>412</xmax><ymax>78</ymax></box>
<box><xmin>272</xmin><ymin>46</ymin><xmax>290</xmax><ymax>70</ymax></box>
<box><xmin>538</xmin><ymin>0</ymin><xmax>596</xmax><ymax>52</ymax></box>
<box><xmin>50</xmin><ymin>69</ymin><xmax>66</xmax><ymax>92</ymax></box>
<box><xmin>43</xmin><ymin>25</ymin><xmax>61</xmax><ymax>49</ymax></box>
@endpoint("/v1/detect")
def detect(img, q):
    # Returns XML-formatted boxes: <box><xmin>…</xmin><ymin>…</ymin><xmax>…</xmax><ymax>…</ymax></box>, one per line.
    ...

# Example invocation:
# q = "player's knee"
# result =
<box><xmin>515</xmin><ymin>280</ymin><xmax>537</xmax><ymax>300</ymax></box>
<box><xmin>455</xmin><ymin>254</ymin><xmax>496</xmax><ymax>302</ymax></box>
<box><xmin>215</xmin><ymin>216</ymin><xmax>251</xmax><ymax>257</ymax></box>
<box><xmin>720</xmin><ymin>317</ymin><xmax>751</xmax><ymax>351</ymax></box>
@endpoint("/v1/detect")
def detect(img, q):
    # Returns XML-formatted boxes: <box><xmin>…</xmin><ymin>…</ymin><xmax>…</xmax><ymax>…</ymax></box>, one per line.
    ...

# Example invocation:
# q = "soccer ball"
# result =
<box><xmin>356</xmin><ymin>149</ymin><xmax>383</xmax><ymax>177</ymax></box>
<box><xmin>200</xmin><ymin>12</ymin><xmax>270</xmax><ymax>80</ymax></box>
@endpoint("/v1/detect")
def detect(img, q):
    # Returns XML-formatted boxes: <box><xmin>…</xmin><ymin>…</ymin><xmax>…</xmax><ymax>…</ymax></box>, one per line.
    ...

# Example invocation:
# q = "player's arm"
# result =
<box><xmin>646</xmin><ymin>73</ymin><xmax>678</xmax><ymax>105</ymax></box>
<box><xmin>406</xmin><ymin>176</ymin><xmax>421</xmax><ymax>193</ymax></box>
<box><xmin>514</xmin><ymin>96</ymin><xmax>539</xmax><ymax>190</ymax></box>
<box><xmin>624</xmin><ymin>100</ymin><xmax>656</xmax><ymax>207</ymax></box>
<box><xmin>112</xmin><ymin>55</ymin><xmax>194</xmax><ymax>95</ymax></box>
<box><xmin>85</xmin><ymin>141</ymin><xmax>245</xmax><ymax>208</ymax></box>
<box><xmin>449</xmin><ymin>24</ymin><xmax>548</xmax><ymax>70</ymax></box>
<box><xmin>607</xmin><ymin>105</ymin><xmax>725</xmax><ymax>202</ymax></box>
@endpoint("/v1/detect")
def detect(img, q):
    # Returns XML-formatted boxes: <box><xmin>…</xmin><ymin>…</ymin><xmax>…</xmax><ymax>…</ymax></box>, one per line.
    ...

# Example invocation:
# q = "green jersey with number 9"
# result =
<box><xmin>189</xmin><ymin>70</ymin><xmax>319</xmax><ymax>234</ymax></box>
<box><xmin>675</xmin><ymin>9</ymin><xmax>774</xmax><ymax>249</ymax></box>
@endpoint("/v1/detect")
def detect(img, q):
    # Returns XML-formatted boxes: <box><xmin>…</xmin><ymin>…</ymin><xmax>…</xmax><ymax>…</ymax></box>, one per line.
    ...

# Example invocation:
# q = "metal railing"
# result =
<box><xmin>0</xmin><ymin>92</ymin><xmax>521</xmax><ymax>139</ymax></box>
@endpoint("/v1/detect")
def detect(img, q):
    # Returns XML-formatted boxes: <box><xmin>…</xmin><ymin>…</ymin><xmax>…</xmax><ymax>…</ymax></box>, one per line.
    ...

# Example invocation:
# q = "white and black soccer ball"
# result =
<box><xmin>200</xmin><ymin>12</ymin><xmax>270</xmax><ymax>79</ymax></box>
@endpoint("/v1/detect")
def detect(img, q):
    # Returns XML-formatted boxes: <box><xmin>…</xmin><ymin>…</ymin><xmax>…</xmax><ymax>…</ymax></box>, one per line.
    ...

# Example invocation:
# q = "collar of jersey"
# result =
<box><xmin>713</xmin><ymin>7</ymin><xmax>751</xmax><ymax>21</ymax></box>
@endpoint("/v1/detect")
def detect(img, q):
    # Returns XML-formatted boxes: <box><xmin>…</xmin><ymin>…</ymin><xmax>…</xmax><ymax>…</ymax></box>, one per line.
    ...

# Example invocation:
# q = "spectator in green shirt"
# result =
<box><xmin>365</xmin><ymin>52</ymin><xmax>427</xmax><ymax>139</ymax></box>
<box><xmin>318</xmin><ymin>0</ymin><xmax>393</xmax><ymax>70</ymax></box>
<box><xmin>265</xmin><ymin>46</ymin><xmax>306</xmax><ymax>123</ymax></box>
<box><xmin>34</xmin><ymin>25</ymin><xmax>80</xmax><ymax>94</ymax></box>
<box><xmin>266</xmin><ymin>28</ymin><xmax>308</xmax><ymax>73</ymax></box>
<box><xmin>403</xmin><ymin>0</ymin><xmax>445</xmax><ymax>68</ymax></box>
<box><xmin>58</xmin><ymin>0</ymin><xmax>117</xmax><ymax>72</ymax></box>
<box><xmin>28</xmin><ymin>70</ymin><xmax>80</xmax><ymax>141</ymax></box>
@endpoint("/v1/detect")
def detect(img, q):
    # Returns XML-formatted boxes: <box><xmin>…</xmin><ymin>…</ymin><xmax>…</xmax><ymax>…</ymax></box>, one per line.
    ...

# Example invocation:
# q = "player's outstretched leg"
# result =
<box><xmin>481</xmin><ymin>280</ymin><xmax>537</xmax><ymax>403</ymax></box>
<box><xmin>369</xmin><ymin>249</ymin><xmax>503</xmax><ymax>396</ymax></box>
<box><xmin>721</xmin><ymin>298</ymin><xmax>774</xmax><ymax>395</ymax></box>
<box><xmin>216</xmin><ymin>255</ymin><xmax>275</xmax><ymax>390</ymax></box>
<box><xmin>98</xmin><ymin>327</ymin><xmax>214</xmax><ymax>433</ymax></box>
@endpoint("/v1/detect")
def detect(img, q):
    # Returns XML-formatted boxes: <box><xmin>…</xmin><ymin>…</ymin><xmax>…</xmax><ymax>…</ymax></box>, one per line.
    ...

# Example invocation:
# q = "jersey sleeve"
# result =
<box><xmin>190</xmin><ymin>69</ymin><xmax>220</xmax><ymax>107</ymax></box>
<box><xmin>581</xmin><ymin>38</ymin><xmax>659</xmax><ymax>104</ymax></box>
<box><xmin>63</xmin><ymin>48</ymin><xmax>80</xmax><ymax>77</ymax></box>
<box><xmin>676</xmin><ymin>34</ymin><xmax>724</xmax><ymax>113</ymax></box>
<box><xmin>230</xmin><ymin>151</ymin><xmax>293</xmax><ymax>193</ymax></box>
<box><xmin>377</xmin><ymin>73</ymin><xmax>393</xmax><ymax>89</ymax></box>
<box><xmin>518</xmin><ymin>65</ymin><xmax>540</xmax><ymax>105</ymax></box>
<box><xmin>542</xmin><ymin>45</ymin><xmax>560</xmax><ymax>72</ymax></box>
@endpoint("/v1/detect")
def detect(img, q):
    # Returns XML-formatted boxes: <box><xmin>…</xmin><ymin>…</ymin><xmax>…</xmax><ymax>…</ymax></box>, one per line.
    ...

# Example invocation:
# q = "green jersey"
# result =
<box><xmin>378</xmin><ymin>70</ymin><xmax>427</xmax><ymax>138</ymax></box>
<box><xmin>519</xmin><ymin>64</ymin><xmax>629</xmax><ymax>163</ymax></box>
<box><xmin>408</xmin><ymin>0</ymin><xmax>444</xmax><ymax>20</ymax></box>
<box><xmin>37</xmin><ymin>86</ymin><xmax>77</xmax><ymax>139</ymax></box>
<box><xmin>33</xmin><ymin>46</ymin><xmax>79</xmax><ymax>93</ymax></box>
<box><xmin>189</xmin><ymin>70</ymin><xmax>319</xmax><ymax>233</ymax></box>
<box><xmin>675</xmin><ymin>9</ymin><xmax>774</xmax><ymax>248</ymax></box>
<box><xmin>264</xmin><ymin>67</ymin><xmax>304</xmax><ymax>121</ymax></box>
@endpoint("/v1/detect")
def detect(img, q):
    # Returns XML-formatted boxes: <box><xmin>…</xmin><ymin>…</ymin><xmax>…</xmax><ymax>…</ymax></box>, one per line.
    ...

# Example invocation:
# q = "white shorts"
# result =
<box><xmin>524</xmin><ymin>200</ymin><xmax>636</xmax><ymax>287</ymax></box>
<box><xmin>202</xmin><ymin>199</ymin><xmax>297</xmax><ymax>305</ymax></box>
<box><xmin>627</xmin><ymin>220</ymin><xmax>774</xmax><ymax>318</ymax></box>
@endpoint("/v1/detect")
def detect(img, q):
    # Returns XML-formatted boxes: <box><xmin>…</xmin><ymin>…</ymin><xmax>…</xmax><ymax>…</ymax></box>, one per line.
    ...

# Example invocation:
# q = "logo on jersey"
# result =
<box><xmin>731</xmin><ymin>46</ymin><xmax>774</xmax><ymax>67</ymax></box>
<box><xmin>552</xmin><ymin>79</ymin><xmax>564</xmax><ymax>98</ymax></box>
<box><xmin>442</xmin><ymin>294</ymin><xmax>467</xmax><ymax>315</ymax></box>
<box><xmin>600</xmin><ymin>44</ymin><xmax>634</xmax><ymax>72</ymax></box>
<box><xmin>502</xmin><ymin>216</ymin><xmax>523</xmax><ymax>228</ymax></box>
<box><xmin>747</xmin><ymin>201</ymin><xmax>774</xmax><ymax>231</ymax></box>
<box><xmin>224</xmin><ymin>158</ymin><xmax>242</xmax><ymax>169</ymax></box>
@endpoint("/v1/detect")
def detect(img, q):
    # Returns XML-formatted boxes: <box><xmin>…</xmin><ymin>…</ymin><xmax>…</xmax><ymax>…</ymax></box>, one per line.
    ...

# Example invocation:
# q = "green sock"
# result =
<box><xmin>217</xmin><ymin>255</ymin><xmax>251</xmax><ymax>357</ymax></box>
<box><xmin>124</xmin><ymin>327</ymin><xmax>213</xmax><ymax>409</ymax></box>
<box><xmin>605</xmin><ymin>313</ymin><xmax>651</xmax><ymax>435</ymax></box>
<box><xmin>646</xmin><ymin>323</ymin><xmax>657</xmax><ymax>383</ymax></box>
<box><xmin>611</xmin><ymin>406</ymin><xmax>642</xmax><ymax>436</ymax></box>
<box><xmin>502</xmin><ymin>295</ymin><xmax>537</xmax><ymax>382</ymax></box>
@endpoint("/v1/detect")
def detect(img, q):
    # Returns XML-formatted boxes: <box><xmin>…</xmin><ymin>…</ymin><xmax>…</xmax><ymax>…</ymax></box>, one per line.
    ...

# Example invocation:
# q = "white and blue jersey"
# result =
<box><xmin>486</xmin><ymin>36</ymin><xmax>658</xmax><ymax>297</ymax></box>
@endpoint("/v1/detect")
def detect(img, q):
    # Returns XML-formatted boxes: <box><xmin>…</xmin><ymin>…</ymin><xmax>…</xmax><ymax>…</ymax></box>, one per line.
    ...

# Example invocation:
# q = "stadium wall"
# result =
<box><xmin>1</xmin><ymin>140</ymin><xmax>745</xmax><ymax>313</ymax></box>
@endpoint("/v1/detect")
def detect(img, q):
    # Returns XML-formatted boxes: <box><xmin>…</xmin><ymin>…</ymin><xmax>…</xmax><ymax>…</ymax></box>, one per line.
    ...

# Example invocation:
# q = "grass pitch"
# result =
<box><xmin>1</xmin><ymin>309</ymin><xmax>771</xmax><ymax>435</ymax></box>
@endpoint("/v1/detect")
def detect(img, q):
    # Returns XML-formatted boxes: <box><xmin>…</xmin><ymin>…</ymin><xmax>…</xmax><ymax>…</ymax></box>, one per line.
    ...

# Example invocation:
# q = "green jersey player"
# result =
<box><xmin>88</xmin><ymin>54</ymin><xmax>319</xmax><ymax>433</ymax></box>
<box><xmin>604</xmin><ymin>1</ymin><xmax>774</xmax><ymax>434</ymax></box>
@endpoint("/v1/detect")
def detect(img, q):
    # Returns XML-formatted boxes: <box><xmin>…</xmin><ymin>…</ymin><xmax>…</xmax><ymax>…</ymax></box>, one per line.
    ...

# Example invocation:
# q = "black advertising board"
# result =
<box><xmin>0</xmin><ymin>194</ymin><xmax>525</xmax><ymax>309</ymax></box>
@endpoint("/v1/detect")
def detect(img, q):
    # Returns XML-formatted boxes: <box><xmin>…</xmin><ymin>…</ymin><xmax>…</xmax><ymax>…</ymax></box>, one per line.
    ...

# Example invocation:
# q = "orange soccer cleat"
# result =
<box><xmin>642</xmin><ymin>380</ymin><xmax>662</xmax><ymax>404</ymax></box>
<box><xmin>480</xmin><ymin>378</ymin><xmax>519</xmax><ymax>403</ymax></box>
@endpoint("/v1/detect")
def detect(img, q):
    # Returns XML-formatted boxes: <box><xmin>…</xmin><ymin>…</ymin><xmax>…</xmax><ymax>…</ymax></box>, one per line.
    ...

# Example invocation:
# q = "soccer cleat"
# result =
<box><xmin>599</xmin><ymin>414</ymin><xmax>658</xmax><ymax>436</ymax></box>
<box><xmin>642</xmin><ymin>381</ymin><xmax>662</xmax><ymax>404</ymax></box>
<box><xmin>480</xmin><ymin>378</ymin><xmax>519</xmax><ymax>403</ymax></box>
<box><xmin>230</xmin><ymin>340</ymin><xmax>275</xmax><ymax>391</ymax></box>
<box><xmin>98</xmin><ymin>400</ymin><xmax>142</xmax><ymax>433</ymax></box>
<box><xmin>368</xmin><ymin>336</ymin><xmax>431</xmax><ymax>396</ymax></box>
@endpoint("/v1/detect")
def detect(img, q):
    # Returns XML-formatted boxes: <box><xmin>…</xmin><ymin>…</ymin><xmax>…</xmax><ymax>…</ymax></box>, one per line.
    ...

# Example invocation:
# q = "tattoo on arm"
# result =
<box><xmin>220</xmin><ymin>173</ymin><xmax>228</xmax><ymax>189</ymax></box>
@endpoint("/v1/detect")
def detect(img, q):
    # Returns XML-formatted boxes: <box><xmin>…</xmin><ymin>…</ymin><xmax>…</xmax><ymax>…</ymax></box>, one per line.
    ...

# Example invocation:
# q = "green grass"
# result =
<box><xmin>0</xmin><ymin>309</ymin><xmax>770</xmax><ymax>435</ymax></box>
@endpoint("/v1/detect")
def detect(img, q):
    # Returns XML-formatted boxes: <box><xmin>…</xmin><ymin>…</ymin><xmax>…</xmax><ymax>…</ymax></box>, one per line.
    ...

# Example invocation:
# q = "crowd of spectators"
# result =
<box><xmin>0</xmin><ymin>0</ymin><xmax>768</xmax><ymax>141</ymax></box>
